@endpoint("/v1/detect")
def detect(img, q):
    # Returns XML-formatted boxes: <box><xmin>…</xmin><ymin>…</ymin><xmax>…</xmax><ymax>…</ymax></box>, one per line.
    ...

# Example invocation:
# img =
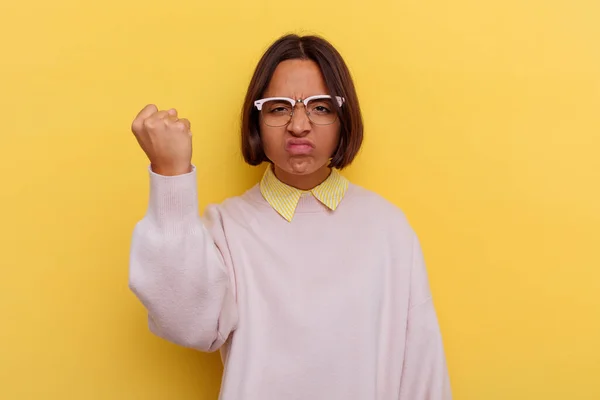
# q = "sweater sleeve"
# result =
<box><xmin>399</xmin><ymin>233</ymin><xmax>452</xmax><ymax>399</ymax></box>
<box><xmin>128</xmin><ymin>165</ymin><xmax>238</xmax><ymax>352</ymax></box>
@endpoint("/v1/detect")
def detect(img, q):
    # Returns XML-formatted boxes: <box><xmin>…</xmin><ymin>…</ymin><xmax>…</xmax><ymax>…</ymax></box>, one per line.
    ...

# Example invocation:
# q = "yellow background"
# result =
<box><xmin>1</xmin><ymin>0</ymin><xmax>598</xmax><ymax>398</ymax></box>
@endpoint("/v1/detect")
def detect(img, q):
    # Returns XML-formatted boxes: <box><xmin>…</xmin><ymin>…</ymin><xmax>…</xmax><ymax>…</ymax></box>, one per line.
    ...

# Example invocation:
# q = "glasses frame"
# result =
<box><xmin>254</xmin><ymin>94</ymin><xmax>345</xmax><ymax>127</ymax></box>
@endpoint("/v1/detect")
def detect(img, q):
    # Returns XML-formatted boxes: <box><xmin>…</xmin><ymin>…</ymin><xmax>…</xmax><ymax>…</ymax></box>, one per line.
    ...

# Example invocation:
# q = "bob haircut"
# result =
<box><xmin>241</xmin><ymin>34</ymin><xmax>364</xmax><ymax>170</ymax></box>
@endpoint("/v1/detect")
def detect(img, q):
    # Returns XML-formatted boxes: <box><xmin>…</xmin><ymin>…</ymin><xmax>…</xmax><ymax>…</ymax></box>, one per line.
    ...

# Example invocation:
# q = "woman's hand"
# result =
<box><xmin>131</xmin><ymin>104</ymin><xmax>193</xmax><ymax>176</ymax></box>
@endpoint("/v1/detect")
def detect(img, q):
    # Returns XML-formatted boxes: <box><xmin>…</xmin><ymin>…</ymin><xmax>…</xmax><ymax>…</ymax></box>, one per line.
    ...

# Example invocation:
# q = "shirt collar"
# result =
<box><xmin>259</xmin><ymin>164</ymin><xmax>349</xmax><ymax>222</ymax></box>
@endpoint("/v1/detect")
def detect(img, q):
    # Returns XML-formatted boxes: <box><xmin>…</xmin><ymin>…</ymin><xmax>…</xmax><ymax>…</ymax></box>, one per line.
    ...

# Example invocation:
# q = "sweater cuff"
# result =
<box><xmin>146</xmin><ymin>164</ymin><xmax>200</xmax><ymax>233</ymax></box>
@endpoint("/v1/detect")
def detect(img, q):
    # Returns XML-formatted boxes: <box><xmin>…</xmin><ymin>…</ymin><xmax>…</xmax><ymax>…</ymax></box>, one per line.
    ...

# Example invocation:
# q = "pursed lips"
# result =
<box><xmin>285</xmin><ymin>139</ymin><xmax>315</xmax><ymax>155</ymax></box>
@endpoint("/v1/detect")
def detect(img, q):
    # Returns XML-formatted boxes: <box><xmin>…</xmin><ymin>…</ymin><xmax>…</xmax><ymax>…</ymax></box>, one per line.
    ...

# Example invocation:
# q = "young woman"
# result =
<box><xmin>129</xmin><ymin>33</ymin><xmax>452</xmax><ymax>400</ymax></box>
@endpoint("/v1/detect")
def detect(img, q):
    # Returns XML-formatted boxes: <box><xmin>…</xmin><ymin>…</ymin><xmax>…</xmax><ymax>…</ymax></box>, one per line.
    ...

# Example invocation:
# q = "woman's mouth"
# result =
<box><xmin>286</xmin><ymin>139</ymin><xmax>315</xmax><ymax>155</ymax></box>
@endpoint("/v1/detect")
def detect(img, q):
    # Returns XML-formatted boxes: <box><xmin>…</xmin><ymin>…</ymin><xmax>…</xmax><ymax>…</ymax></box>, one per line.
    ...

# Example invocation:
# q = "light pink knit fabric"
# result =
<box><xmin>129</xmin><ymin>166</ymin><xmax>452</xmax><ymax>400</ymax></box>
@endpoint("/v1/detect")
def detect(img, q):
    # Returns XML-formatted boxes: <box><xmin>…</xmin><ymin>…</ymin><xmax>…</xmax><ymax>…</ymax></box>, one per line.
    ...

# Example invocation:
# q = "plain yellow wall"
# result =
<box><xmin>1</xmin><ymin>0</ymin><xmax>599</xmax><ymax>398</ymax></box>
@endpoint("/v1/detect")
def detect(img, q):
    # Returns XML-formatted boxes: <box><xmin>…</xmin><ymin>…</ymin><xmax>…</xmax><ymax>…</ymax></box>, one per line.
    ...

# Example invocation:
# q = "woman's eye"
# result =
<box><xmin>310</xmin><ymin>104</ymin><xmax>331</xmax><ymax>113</ymax></box>
<box><xmin>309</xmin><ymin>100</ymin><xmax>333</xmax><ymax>114</ymax></box>
<box><xmin>266</xmin><ymin>103</ymin><xmax>291</xmax><ymax>113</ymax></box>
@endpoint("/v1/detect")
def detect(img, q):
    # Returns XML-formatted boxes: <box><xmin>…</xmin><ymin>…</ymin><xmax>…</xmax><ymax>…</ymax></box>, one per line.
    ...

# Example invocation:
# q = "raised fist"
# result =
<box><xmin>131</xmin><ymin>104</ymin><xmax>193</xmax><ymax>176</ymax></box>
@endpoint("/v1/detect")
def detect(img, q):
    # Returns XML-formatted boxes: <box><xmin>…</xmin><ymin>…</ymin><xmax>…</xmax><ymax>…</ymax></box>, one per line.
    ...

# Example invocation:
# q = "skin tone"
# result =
<box><xmin>260</xmin><ymin>59</ymin><xmax>341</xmax><ymax>190</ymax></box>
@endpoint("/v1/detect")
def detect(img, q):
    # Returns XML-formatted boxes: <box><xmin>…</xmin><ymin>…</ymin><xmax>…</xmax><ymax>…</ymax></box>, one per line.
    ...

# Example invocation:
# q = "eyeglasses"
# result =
<box><xmin>254</xmin><ymin>95</ymin><xmax>345</xmax><ymax>127</ymax></box>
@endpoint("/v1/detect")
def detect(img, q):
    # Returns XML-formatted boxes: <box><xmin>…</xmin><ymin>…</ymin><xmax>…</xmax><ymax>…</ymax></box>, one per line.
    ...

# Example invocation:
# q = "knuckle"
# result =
<box><xmin>174</xmin><ymin>121</ymin><xmax>186</xmax><ymax>131</ymax></box>
<box><xmin>143</xmin><ymin>118</ymin><xmax>155</xmax><ymax>130</ymax></box>
<box><xmin>179</xmin><ymin>118</ymin><xmax>191</xmax><ymax>130</ymax></box>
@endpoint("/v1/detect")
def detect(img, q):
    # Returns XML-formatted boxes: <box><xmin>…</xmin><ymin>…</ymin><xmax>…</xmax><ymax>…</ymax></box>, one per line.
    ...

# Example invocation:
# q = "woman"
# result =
<box><xmin>129</xmin><ymin>33</ymin><xmax>452</xmax><ymax>399</ymax></box>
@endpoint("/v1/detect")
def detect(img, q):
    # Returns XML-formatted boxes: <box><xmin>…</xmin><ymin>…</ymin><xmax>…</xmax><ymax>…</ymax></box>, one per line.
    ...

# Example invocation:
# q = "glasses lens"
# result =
<box><xmin>261</xmin><ymin>100</ymin><xmax>292</xmax><ymax>126</ymax></box>
<box><xmin>306</xmin><ymin>98</ymin><xmax>338</xmax><ymax>125</ymax></box>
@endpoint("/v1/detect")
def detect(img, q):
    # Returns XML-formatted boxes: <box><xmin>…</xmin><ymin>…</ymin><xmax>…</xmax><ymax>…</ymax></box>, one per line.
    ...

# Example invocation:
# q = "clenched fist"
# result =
<box><xmin>131</xmin><ymin>104</ymin><xmax>193</xmax><ymax>176</ymax></box>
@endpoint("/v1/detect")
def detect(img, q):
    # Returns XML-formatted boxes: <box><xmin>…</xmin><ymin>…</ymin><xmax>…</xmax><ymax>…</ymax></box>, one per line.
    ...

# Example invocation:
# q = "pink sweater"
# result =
<box><xmin>129</xmin><ymin>167</ymin><xmax>452</xmax><ymax>399</ymax></box>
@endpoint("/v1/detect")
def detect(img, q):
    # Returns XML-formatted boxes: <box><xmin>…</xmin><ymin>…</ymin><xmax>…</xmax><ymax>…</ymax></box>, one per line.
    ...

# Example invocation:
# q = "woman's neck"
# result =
<box><xmin>273</xmin><ymin>164</ymin><xmax>331</xmax><ymax>190</ymax></box>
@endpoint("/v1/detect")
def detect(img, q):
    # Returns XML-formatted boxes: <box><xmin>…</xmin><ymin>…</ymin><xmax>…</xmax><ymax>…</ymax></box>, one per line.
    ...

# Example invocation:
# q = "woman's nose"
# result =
<box><xmin>287</xmin><ymin>105</ymin><xmax>311</xmax><ymax>137</ymax></box>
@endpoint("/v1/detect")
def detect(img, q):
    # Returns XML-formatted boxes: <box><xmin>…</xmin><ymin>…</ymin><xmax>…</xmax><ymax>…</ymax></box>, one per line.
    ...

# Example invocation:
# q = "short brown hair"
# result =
<box><xmin>241</xmin><ymin>34</ymin><xmax>364</xmax><ymax>169</ymax></box>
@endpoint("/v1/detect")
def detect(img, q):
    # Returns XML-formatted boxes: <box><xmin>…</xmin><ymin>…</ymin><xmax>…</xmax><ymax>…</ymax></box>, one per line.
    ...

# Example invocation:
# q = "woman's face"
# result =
<box><xmin>259</xmin><ymin>59</ymin><xmax>341</xmax><ymax>189</ymax></box>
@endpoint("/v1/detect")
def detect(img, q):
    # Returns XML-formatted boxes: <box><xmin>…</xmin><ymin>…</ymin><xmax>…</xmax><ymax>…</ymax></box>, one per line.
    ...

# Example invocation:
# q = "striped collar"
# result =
<box><xmin>259</xmin><ymin>165</ymin><xmax>349</xmax><ymax>222</ymax></box>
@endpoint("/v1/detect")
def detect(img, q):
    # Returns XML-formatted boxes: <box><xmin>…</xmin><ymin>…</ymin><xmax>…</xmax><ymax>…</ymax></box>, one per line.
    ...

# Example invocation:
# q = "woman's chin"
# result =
<box><xmin>286</xmin><ymin>158</ymin><xmax>317</xmax><ymax>175</ymax></box>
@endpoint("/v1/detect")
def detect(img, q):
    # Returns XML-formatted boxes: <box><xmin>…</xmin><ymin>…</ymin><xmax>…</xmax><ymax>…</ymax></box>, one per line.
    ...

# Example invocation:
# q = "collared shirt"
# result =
<box><xmin>259</xmin><ymin>165</ymin><xmax>350</xmax><ymax>222</ymax></box>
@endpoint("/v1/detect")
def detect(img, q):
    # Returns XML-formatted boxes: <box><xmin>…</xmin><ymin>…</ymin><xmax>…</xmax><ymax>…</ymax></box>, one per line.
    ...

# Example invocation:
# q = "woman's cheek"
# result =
<box><xmin>262</xmin><ymin>131</ymin><xmax>282</xmax><ymax>160</ymax></box>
